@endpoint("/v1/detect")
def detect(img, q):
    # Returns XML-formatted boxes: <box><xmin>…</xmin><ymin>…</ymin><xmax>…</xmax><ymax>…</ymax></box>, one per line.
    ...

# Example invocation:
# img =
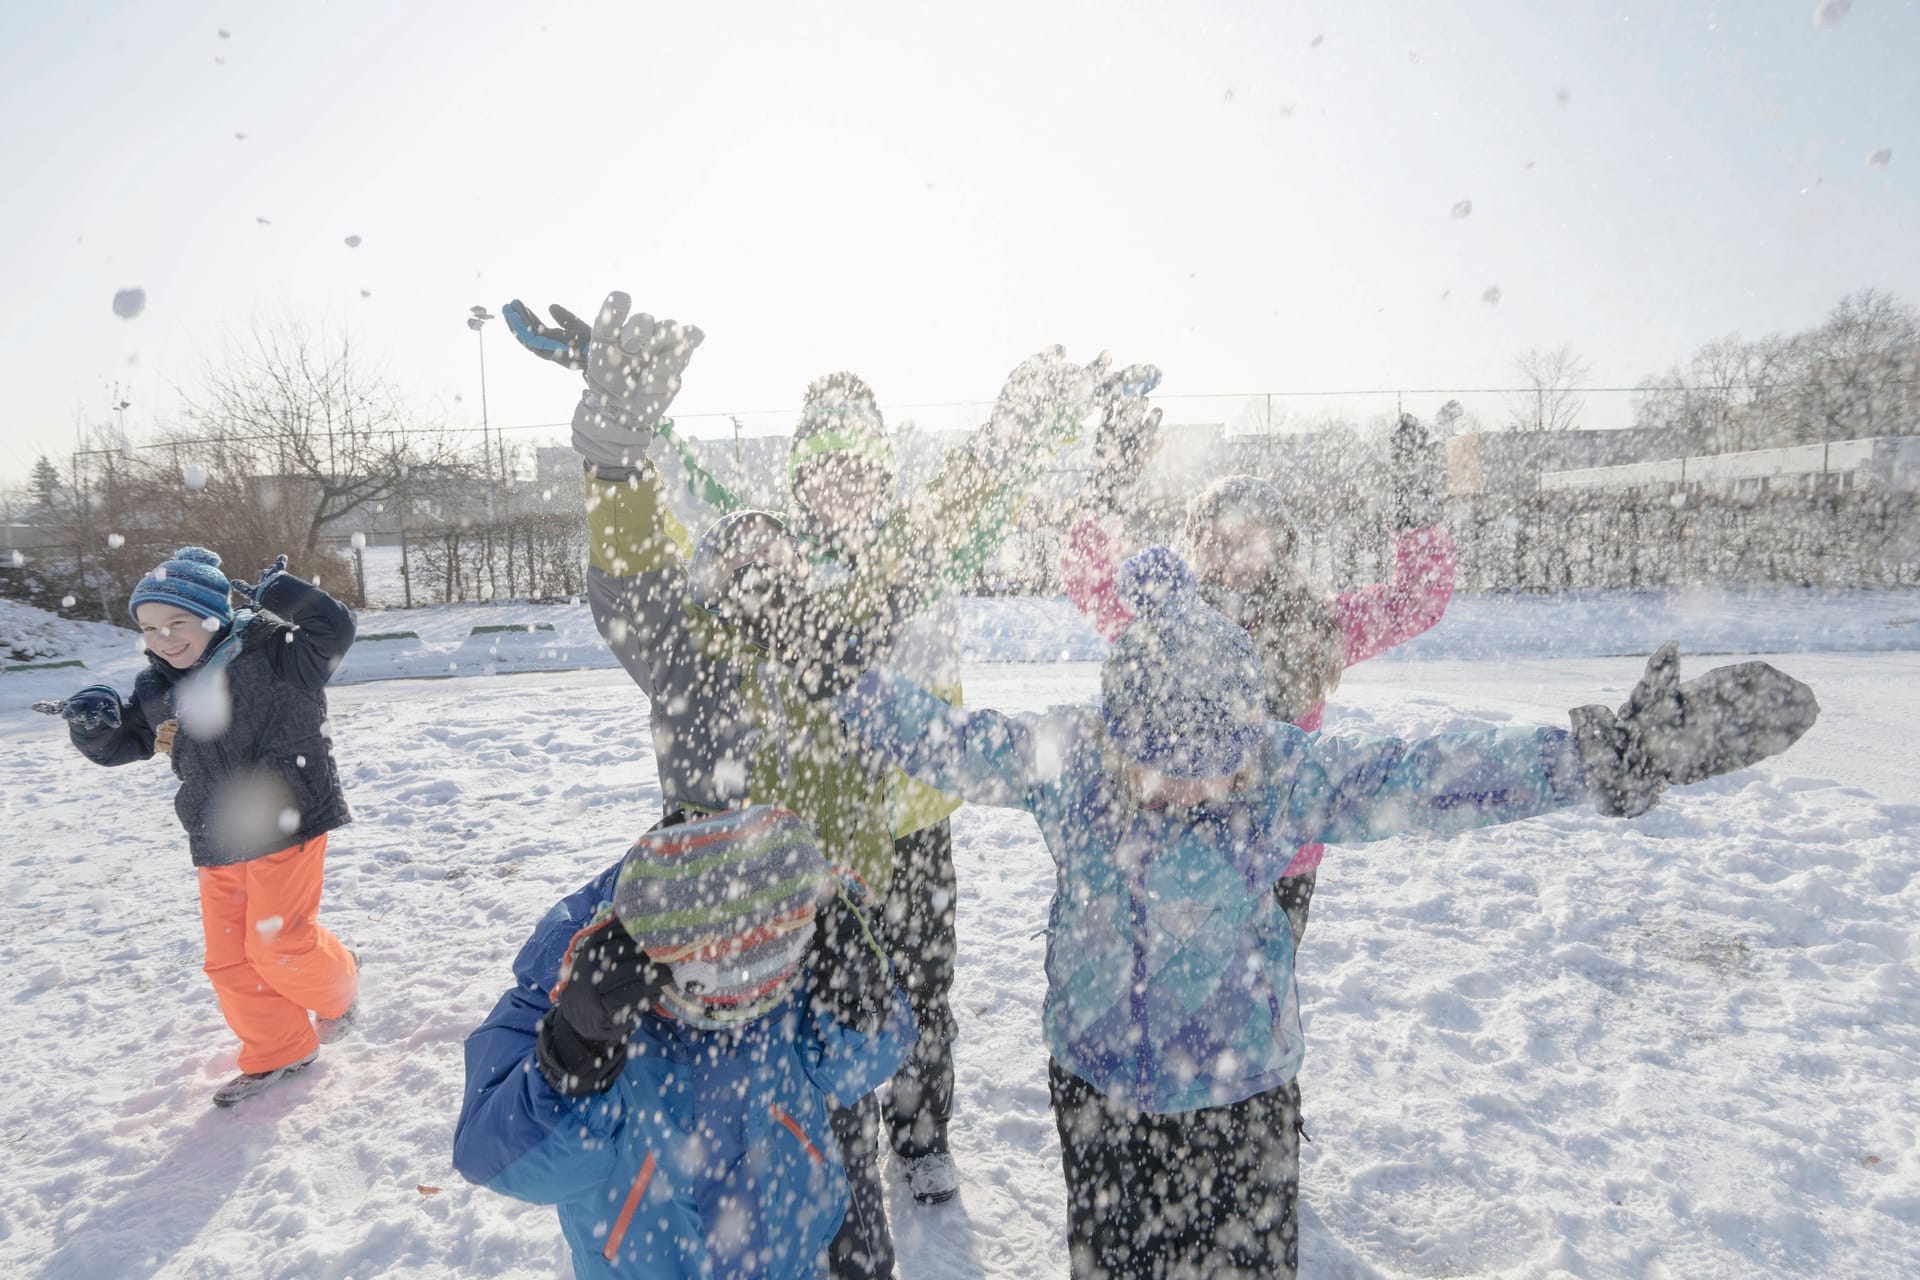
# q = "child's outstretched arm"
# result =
<box><xmin>1333</xmin><ymin>416</ymin><xmax>1456</xmax><ymax>666</ymax></box>
<box><xmin>1287</xmin><ymin>646</ymin><xmax>1819</xmax><ymax>844</ymax></box>
<box><xmin>832</xmin><ymin>665</ymin><xmax>1077</xmax><ymax>813</ymax></box>
<box><xmin>60</xmin><ymin>683</ymin><xmax>157</xmax><ymax>766</ymax></box>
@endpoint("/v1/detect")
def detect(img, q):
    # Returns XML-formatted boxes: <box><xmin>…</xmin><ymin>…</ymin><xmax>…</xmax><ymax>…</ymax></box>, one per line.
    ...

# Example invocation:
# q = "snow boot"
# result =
<box><xmin>212</xmin><ymin>1049</ymin><xmax>318</xmax><ymax>1108</ymax></box>
<box><xmin>903</xmin><ymin>1152</ymin><xmax>960</xmax><ymax>1204</ymax></box>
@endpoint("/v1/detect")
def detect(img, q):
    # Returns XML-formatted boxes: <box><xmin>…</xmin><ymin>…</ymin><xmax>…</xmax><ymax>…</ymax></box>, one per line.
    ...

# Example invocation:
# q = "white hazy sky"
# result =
<box><xmin>2</xmin><ymin>0</ymin><xmax>1916</xmax><ymax>480</ymax></box>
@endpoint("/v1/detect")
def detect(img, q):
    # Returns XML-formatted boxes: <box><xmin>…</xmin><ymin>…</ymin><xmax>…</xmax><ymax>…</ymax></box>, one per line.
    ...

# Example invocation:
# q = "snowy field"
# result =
<box><xmin>0</xmin><ymin>592</ymin><xmax>1917</xmax><ymax>1278</ymax></box>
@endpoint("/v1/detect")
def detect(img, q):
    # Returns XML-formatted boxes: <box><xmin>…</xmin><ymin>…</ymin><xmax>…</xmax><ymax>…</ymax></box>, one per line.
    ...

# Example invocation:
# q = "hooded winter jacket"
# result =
<box><xmin>452</xmin><ymin>857</ymin><xmax>913</xmax><ymax>1280</ymax></box>
<box><xmin>834</xmin><ymin>667</ymin><xmax>1589</xmax><ymax>1115</ymax></box>
<box><xmin>68</xmin><ymin>573</ymin><xmax>355</xmax><ymax>866</ymax></box>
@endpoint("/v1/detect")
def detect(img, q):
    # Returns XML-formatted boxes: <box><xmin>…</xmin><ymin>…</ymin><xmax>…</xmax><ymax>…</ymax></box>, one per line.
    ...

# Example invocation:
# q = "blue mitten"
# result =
<box><xmin>571</xmin><ymin>291</ymin><xmax>705</xmax><ymax>473</ymax></box>
<box><xmin>503</xmin><ymin>299</ymin><xmax>590</xmax><ymax>372</ymax></box>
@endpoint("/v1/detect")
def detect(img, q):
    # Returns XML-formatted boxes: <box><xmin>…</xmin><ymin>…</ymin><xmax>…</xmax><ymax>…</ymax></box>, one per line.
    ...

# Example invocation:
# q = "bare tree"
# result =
<box><xmin>183</xmin><ymin>320</ymin><xmax>464</xmax><ymax>565</ymax></box>
<box><xmin>1507</xmin><ymin>343</ymin><xmax>1592</xmax><ymax>433</ymax></box>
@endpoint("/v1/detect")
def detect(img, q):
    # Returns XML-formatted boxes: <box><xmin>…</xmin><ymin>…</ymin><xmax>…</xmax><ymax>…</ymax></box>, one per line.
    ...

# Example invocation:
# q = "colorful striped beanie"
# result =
<box><xmin>612</xmin><ymin>806</ymin><xmax>832</xmax><ymax>1029</ymax></box>
<box><xmin>127</xmin><ymin>546</ymin><xmax>234</xmax><ymax>624</ymax></box>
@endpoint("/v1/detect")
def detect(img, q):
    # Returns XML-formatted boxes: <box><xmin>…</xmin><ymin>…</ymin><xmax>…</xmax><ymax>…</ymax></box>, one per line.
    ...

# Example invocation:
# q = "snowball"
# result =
<box><xmin>61</xmin><ymin>595</ymin><xmax>76</xmax><ymax>608</ymax></box>
<box><xmin>1813</xmin><ymin>0</ymin><xmax>1850</xmax><ymax>27</ymax></box>
<box><xmin>201</xmin><ymin>615</ymin><xmax>221</xmax><ymax>631</ymax></box>
<box><xmin>350</xmin><ymin>531</ymin><xmax>367</xmax><ymax>550</ymax></box>
<box><xmin>182</xmin><ymin>464</ymin><xmax>208</xmax><ymax>491</ymax></box>
<box><xmin>218</xmin><ymin>28</ymin><xmax>230</xmax><ymax>38</ymax></box>
<box><xmin>277</xmin><ymin>808</ymin><xmax>300</xmax><ymax>834</ymax></box>
<box><xmin>107</xmin><ymin>533</ymin><xmax>125</xmax><ymax>549</ymax></box>
<box><xmin>1555</xmin><ymin>87</ymin><xmax>1571</xmax><ymax>106</ymax></box>
<box><xmin>7</xmin><ymin>550</ymin><xmax>21</xmax><ymax>567</ymax></box>
<box><xmin>344</xmin><ymin>234</ymin><xmax>362</xmax><ymax>248</ymax></box>
<box><xmin>112</xmin><ymin>288</ymin><xmax>146</xmax><ymax>319</ymax></box>
<box><xmin>1451</xmin><ymin>199</ymin><xmax>1473</xmax><ymax>219</ymax></box>
<box><xmin>1867</xmin><ymin>148</ymin><xmax>1892</xmax><ymax>167</ymax></box>
<box><xmin>233</xmin><ymin>132</ymin><xmax>247</xmax><ymax>141</ymax></box>
<box><xmin>1481</xmin><ymin>285</ymin><xmax>1503</xmax><ymax>306</ymax></box>
<box><xmin>360</xmin><ymin>288</ymin><xmax>372</xmax><ymax>298</ymax></box>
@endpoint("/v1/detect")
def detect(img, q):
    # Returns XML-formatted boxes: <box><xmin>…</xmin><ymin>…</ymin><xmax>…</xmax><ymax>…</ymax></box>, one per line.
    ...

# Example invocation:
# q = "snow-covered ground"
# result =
<box><xmin>0</xmin><ymin>591</ymin><xmax>1916</xmax><ymax>1278</ymax></box>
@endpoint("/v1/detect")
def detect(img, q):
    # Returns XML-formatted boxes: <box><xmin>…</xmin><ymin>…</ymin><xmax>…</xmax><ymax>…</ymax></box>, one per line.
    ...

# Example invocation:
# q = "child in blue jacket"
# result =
<box><xmin>832</xmin><ymin>547</ymin><xmax>1818</xmax><ymax>1280</ymax></box>
<box><xmin>453</xmin><ymin>808</ymin><xmax>914</xmax><ymax>1280</ymax></box>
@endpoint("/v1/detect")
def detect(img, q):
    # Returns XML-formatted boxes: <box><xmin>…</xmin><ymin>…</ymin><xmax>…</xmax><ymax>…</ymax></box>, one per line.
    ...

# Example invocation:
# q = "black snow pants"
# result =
<box><xmin>1048</xmin><ymin>1059</ymin><xmax>1303</xmax><ymax>1280</ymax></box>
<box><xmin>876</xmin><ymin>819</ymin><xmax>958</xmax><ymax>1159</ymax></box>
<box><xmin>826</xmin><ymin>1092</ymin><xmax>896</xmax><ymax>1280</ymax></box>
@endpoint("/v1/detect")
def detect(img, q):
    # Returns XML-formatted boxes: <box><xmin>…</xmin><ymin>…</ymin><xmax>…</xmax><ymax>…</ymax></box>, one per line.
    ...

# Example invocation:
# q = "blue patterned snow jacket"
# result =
<box><xmin>835</xmin><ymin>667</ymin><xmax>1589</xmax><ymax>1115</ymax></box>
<box><xmin>452</xmin><ymin>857</ymin><xmax>914</xmax><ymax>1280</ymax></box>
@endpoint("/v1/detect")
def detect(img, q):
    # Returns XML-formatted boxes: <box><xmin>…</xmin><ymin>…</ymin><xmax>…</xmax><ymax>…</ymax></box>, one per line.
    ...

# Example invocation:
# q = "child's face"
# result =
<box><xmin>1192</xmin><ymin>516</ymin><xmax>1280</xmax><ymax>590</ymax></box>
<box><xmin>136</xmin><ymin>603</ymin><xmax>218</xmax><ymax>669</ymax></box>
<box><xmin>1125</xmin><ymin>763</ymin><xmax>1244</xmax><ymax>809</ymax></box>
<box><xmin>793</xmin><ymin>457</ymin><xmax>890</xmax><ymax>542</ymax></box>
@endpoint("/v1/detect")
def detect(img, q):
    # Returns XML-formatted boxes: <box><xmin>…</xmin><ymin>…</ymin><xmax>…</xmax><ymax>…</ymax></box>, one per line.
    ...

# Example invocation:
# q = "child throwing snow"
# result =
<box><xmin>833</xmin><ymin>547</ymin><xmax>1818</xmax><ymax>1280</ymax></box>
<box><xmin>1065</xmin><ymin>410</ymin><xmax>1458</xmax><ymax>947</ymax></box>
<box><xmin>56</xmin><ymin>547</ymin><xmax>360</xmax><ymax>1107</ymax></box>
<box><xmin>453</xmin><ymin>810</ymin><xmax>914</xmax><ymax>1280</ymax></box>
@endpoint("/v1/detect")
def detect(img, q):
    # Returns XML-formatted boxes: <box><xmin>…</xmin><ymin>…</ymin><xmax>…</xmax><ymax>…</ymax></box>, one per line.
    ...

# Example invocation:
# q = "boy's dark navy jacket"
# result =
<box><xmin>69</xmin><ymin>574</ymin><xmax>355</xmax><ymax>867</ymax></box>
<box><xmin>453</xmin><ymin>856</ymin><xmax>914</xmax><ymax>1280</ymax></box>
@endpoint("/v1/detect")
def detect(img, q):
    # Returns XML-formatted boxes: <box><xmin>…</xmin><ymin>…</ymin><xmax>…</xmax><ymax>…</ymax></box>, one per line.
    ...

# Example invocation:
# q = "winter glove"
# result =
<box><xmin>535</xmin><ymin>910</ymin><xmax>670</xmax><ymax>1097</ymax></box>
<box><xmin>1085</xmin><ymin>363</ymin><xmax>1163</xmax><ymax>516</ymax></box>
<box><xmin>1569</xmin><ymin>643</ymin><xmax>1820</xmax><ymax>818</ymax></box>
<box><xmin>572</xmin><ymin>291</ymin><xmax>705</xmax><ymax>474</ymax></box>
<box><xmin>966</xmin><ymin>347</ymin><xmax>1106</xmax><ymax>472</ymax></box>
<box><xmin>228</xmin><ymin>555</ymin><xmax>288</xmax><ymax>606</ymax></box>
<box><xmin>807</xmin><ymin>886</ymin><xmax>894</xmax><ymax>1034</ymax></box>
<box><xmin>54</xmin><ymin>685</ymin><xmax>124</xmax><ymax>734</ymax></box>
<box><xmin>1388</xmin><ymin>413</ymin><xmax>1446</xmax><ymax>531</ymax></box>
<box><xmin>503</xmin><ymin>299</ymin><xmax>591</xmax><ymax>372</ymax></box>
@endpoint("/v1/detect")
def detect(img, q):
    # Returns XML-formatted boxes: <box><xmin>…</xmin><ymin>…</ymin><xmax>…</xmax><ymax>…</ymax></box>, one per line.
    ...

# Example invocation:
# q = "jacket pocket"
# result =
<box><xmin>601</xmin><ymin>1150</ymin><xmax>657</xmax><ymax>1263</ymax></box>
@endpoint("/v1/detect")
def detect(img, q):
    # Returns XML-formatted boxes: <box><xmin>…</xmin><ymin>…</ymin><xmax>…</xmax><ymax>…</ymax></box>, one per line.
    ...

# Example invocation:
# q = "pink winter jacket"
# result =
<box><xmin>1061</xmin><ymin>517</ymin><xmax>1459</xmax><ymax>875</ymax></box>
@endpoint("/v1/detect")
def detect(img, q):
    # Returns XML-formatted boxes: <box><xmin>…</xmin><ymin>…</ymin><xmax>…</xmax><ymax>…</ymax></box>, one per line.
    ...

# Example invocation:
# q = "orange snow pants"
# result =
<box><xmin>198</xmin><ymin>834</ymin><xmax>359</xmax><ymax>1073</ymax></box>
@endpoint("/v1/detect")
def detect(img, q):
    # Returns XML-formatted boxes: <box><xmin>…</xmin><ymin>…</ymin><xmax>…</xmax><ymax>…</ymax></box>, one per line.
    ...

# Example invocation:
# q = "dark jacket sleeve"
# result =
<box><xmin>68</xmin><ymin>677</ymin><xmax>158</xmax><ymax>767</ymax></box>
<box><xmin>257</xmin><ymin>573</ymin><xmax>357</xmax><ymax>688</ymax></box>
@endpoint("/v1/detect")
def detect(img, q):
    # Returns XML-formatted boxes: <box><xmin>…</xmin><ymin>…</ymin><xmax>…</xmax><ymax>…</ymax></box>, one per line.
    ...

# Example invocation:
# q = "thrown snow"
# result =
<box><xmin>0</xmin><ymin>594</ymin><xmax>1915</xmax><ymax>1277</ymax></box>
<box><xmin>112</xmin><ymin>287</ymin><xmax>146</xmax><ymax>319</ymax></box>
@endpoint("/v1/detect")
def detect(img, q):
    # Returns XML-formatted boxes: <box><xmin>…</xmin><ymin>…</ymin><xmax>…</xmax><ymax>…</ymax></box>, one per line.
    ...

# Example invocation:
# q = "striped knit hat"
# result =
<box><xmin>127</xmin><ymin>546</ymin><xmax>234</xmax><ymax>624</ymax></box>
<box><xmin>612</xmin><ymin>806</ymin><xmax>833</xmax><ymax>1029</ymax></box>
<box><xmin>787</xmin><ymin>371</ymin><xmax>895</xmax><ymax>487</ymax></box>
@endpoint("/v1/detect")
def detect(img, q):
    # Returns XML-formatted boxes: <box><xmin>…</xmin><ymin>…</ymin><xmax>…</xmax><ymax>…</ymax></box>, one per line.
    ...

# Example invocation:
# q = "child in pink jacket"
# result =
<box><xmin>1063</xmin><ymin>413</ymin><xmax>1456</xmax><ymax>945</ymax></box>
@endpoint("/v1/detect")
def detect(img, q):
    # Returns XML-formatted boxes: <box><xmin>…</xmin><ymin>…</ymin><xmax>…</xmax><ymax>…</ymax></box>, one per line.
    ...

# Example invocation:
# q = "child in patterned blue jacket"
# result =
<box><xmin>832</xmin><ymin>547</ymin><xmax>1818</xmax><ymax>1280</ymax></box>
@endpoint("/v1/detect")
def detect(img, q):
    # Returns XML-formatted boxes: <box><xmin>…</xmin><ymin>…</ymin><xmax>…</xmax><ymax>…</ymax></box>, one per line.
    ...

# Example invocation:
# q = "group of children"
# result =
<box><xmin>57</xmin><ymin>290</ymin><xmax>1821</xmax><ymax>1279</ymax></box>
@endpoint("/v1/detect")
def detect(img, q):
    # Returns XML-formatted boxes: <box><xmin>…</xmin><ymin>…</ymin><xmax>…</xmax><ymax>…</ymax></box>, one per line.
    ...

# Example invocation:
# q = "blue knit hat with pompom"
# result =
<box><xmin>1100</xmin><ymin>546</ymin><xmax>1266</xmax><ymax>778</ymax></box>
<box><xmin>127</xmin><ymin>546</ymin><xmax>233</xmax><ymax>624</ymax></box>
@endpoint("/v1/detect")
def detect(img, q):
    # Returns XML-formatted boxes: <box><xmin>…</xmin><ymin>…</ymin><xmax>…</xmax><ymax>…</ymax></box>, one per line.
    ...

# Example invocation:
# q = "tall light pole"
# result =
<box><xmin>468</xmin><ymin>307</ymin><xmax>496</xmax><ymax>520</ymax></box>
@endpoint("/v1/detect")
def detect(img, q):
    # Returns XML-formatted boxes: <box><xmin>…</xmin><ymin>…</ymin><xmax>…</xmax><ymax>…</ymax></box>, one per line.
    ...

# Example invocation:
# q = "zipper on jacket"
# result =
<box><xmin>601</xmin><ymin>1151</ymin><xmax>657</xmax><ymax>1262</ymax></box>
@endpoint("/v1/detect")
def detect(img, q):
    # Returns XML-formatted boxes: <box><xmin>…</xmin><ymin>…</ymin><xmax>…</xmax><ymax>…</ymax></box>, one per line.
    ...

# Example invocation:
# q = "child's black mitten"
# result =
<box><xmin>1570</xmin><ymin>643</ymin><xmax>1820</xmax><ymax>818</ymax></box>
<box><xmin>808</xmin><ymin>888</ymin><xmax>894</xmax><ymax>1034</ymax></box>
<box><xmin>1388</xmin><ymin>413</ymin><xmax>1445</xmax><ymax>531</ymax></box>
<box><xmin>58</xmin><ymin>685</ymin><xmax>124</xmax><ymax>735</ymax></box>
<box><xmin>535</xmin><ymin>912</ymin><xmax>668</xmax><ymax>1097</ymax></box>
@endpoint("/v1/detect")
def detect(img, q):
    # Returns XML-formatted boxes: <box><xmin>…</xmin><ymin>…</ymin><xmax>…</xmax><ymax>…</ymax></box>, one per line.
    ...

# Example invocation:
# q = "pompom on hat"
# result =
<box><xmin>127</xmin><ymin>546</ymin><xmax>234</xmax><ymax>625</ymax></box>
<box><xmin>1099</xmin><ymin>547</ymin><xmax>1267</xmax><ymax>779</ymax></box>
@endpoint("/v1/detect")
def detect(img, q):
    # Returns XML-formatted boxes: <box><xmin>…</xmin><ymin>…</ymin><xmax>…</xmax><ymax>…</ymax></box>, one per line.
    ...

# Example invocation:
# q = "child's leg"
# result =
<box><xmin>241</xmin><ymin>835</ymin><xmax>359</xmax><ymax>1023</ymax></box>
<box><xmin>1048</xmin><ymin>1058</ymin><xmax>1164</xmax><ymax>1280</ymax></box>
<box><xmin>199</xmin><ymin>864</ymin><xmax>321</xmax><ymax>1074</ymax></box>
<box><xmin>1163</xmin><ymin>1078</ymin><xmax>1301</xmax><ymax>1278</ymax></box>
<box><xmin>826</xmin><ymin>1093</ymin><xmax>896</xmax><ymax>1280</ymax></box>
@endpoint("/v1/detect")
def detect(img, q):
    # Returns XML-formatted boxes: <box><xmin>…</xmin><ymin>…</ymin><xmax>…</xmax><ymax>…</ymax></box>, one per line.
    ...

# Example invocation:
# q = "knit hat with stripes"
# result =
<box><xmin>612</xmin><ymin>806</ymin><xmax>833</xmax><ymax>1029</ymax></box>
<box><xmin>787</xmin><ymin>371</ymin><xmax>895</xmax><ymax>486</ymax></box>
<box><xmin>127</xmin><ymin>546</ymin><xmax>234</xmax><ymax>624</ymax></box>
